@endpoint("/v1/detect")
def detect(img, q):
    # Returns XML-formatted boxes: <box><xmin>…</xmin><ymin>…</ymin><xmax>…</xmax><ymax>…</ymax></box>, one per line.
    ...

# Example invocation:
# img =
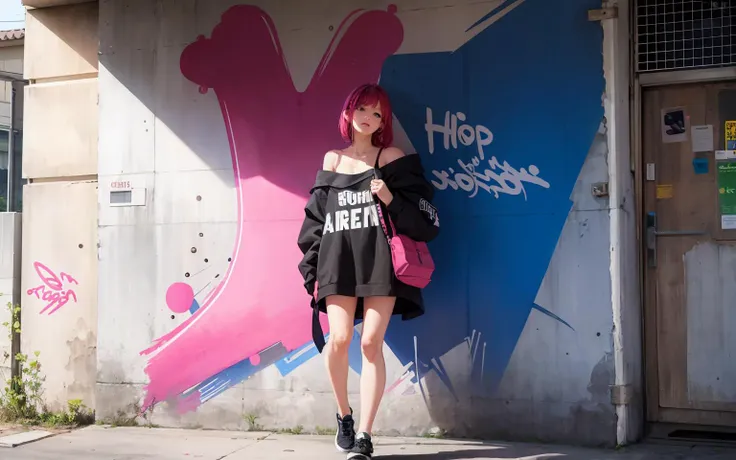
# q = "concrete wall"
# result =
<box><xmin>93</xmin><ymin>0</ymin><xmax>629</xmax><ymax>447</ymax></box>
<box><xmin>21</xmin><ymin>2</ymin><xmax>98</xmax><ymax>411</ymax></box>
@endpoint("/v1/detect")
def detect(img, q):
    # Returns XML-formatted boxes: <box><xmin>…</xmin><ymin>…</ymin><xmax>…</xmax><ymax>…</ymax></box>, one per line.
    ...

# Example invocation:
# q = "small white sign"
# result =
<box><xmin>716</xmin><ymin>150</ymin><xmax>736</xmax><ymax>160</ymax></box>
<box><xmin>691</xmin><ymin>124</ymin><xmax>714</xmax><ymax>152</ymax></box>
<box><xmin>722</xmin><ymin>215</ymin><xmax>736</xmax><ymax>230</ymax></box>
<box><xmin>105</xmin><ymin>176</ymin><xmax>146</xmax><ymax>207</ymax></box>
<box><xmin>646</xmin><ymin>163</ymin><xmax>655</xmax><ymax>181</ymax></box>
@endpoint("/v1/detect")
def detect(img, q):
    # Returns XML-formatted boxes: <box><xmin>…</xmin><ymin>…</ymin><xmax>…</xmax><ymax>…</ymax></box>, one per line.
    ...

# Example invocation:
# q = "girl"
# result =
<box><xmin>298</xmin><ymin>83</ymin><xmax>440</xmax><ymax>459</ymax></box>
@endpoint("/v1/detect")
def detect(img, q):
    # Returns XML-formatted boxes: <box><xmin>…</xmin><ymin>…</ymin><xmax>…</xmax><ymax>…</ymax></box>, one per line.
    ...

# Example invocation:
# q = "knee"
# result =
<box><xmin>360</xmin><ymin>335</ymin><xmax>383</xmax><ymax>362</ymax></box>
<box><xmin>328</xmin><ymin>331</ymin><xmax>352</xmax><ymax>353</ymax></box>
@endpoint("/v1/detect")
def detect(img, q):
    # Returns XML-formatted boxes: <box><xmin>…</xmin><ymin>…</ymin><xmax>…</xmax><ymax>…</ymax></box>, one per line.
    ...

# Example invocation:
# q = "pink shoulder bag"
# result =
<box><xmin>373</xmin><ymin>150</ymin><xmax>435</xmax><ymax>288</ymax></box>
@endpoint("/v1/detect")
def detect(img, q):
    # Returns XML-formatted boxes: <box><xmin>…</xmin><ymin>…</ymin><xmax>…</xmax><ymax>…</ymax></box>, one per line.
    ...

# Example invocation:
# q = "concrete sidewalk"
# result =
<box><xmin>1</xmin><ymin>425</ymin><xmax>734</xmax><ymax>459</ymax></box>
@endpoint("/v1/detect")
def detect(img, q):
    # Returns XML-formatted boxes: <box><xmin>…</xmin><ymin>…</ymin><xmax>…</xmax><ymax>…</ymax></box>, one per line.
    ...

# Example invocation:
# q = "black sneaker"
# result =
<box><xmin>347</xmin><ymin>432</ymin><xmax>373</xmax><ymax>459</ymax></box>
<box><xmin>335</xmin><ymin>409</ymin><xmax>355</xmax><ymax>452</ymax></box>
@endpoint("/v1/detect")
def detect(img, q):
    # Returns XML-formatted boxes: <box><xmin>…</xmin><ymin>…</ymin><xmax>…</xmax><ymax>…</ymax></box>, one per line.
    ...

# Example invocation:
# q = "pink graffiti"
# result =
<box><xmin>27</xmin><ymin>261</ymin><xmax>79</xmax><ymax>315</ymax></box>
<box><xmin>166</xmin><ymin>282</ymin><xmax>195</xmax><ymax>314</ymax></box>
<box><xmin>139</xmin><ymin>5</ymin><xmax>404</xmax><ymax>411</ymax></box>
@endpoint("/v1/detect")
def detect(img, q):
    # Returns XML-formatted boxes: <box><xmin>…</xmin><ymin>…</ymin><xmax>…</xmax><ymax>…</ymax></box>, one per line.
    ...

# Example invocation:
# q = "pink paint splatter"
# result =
<box><xmin>27</xmin><ymin>261</ymin><xmax>79</xmax><ymax>315</ymax></box>
<box><xmin>166</xmin><ymin>282</ymin><xmax>195</xmax><ymax>314</ymax></box>
<box><xmin>385</xmin><ymin>371</ymin><xmax>414</xmax><ymax>394</ymax></box>
<box><xmin>139</xmin><ymin>5</ymin><xmax>404</xmax><ymax>411</ymax></box>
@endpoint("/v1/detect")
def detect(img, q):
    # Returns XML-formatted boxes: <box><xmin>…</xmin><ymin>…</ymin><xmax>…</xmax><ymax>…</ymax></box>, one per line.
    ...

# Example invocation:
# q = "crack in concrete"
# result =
<box><xmin>218</xmin><ymin>433</ymin><xmax>273</xmax><ymax>459</ymax></box>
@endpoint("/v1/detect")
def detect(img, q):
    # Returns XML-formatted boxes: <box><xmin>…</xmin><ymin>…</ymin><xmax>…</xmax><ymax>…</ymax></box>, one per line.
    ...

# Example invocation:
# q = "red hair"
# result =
<box><xmin>339</xmin><ymin>83</ymin><xmax>394</xmax><ymax>148</ymax></box>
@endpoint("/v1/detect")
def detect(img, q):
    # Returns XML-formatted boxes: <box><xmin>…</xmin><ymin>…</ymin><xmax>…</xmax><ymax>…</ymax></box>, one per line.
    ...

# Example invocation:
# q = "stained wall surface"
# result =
<box><xmin>94</xmin><ymin>0</ymin><xmax>619</xmax><ymax>446</ymax></box>
<box><xmin>20</xmin><ymin>1</ymin><xmax>99</xmax><ymax>412</ymax></box>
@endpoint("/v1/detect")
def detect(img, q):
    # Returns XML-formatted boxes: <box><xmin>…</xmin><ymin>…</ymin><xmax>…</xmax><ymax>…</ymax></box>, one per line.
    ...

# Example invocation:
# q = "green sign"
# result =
<box><xmin>717</xmin><ymin>161</ymin><xmax>736</xmax><ymax>215</ymax></box>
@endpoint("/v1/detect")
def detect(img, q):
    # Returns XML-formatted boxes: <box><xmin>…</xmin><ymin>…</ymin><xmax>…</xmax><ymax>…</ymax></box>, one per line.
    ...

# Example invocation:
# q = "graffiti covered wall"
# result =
<box><xmin>97</xmin><ymin>0</ymin><xmax>616</xmax><ymax>446</ymax></box>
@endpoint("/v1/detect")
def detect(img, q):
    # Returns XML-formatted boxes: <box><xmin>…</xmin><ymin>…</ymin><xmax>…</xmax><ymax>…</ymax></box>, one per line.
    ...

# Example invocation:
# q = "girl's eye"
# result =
<box><xmin>374</xmin><ymin>113</ymin><xmax>381</xmax><ymax>118</ymax></box>
<box><xmin>358</xmin><ymin>107</ymin><xmax>365</xmax><ymax>111</ymax></box>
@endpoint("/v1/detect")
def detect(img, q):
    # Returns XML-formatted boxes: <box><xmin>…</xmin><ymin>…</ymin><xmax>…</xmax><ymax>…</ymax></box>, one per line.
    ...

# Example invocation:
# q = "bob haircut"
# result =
<box><xmin>339</xmin><ymin>83</ymin><xmax>394</xmax><ymax>148</ymax></box>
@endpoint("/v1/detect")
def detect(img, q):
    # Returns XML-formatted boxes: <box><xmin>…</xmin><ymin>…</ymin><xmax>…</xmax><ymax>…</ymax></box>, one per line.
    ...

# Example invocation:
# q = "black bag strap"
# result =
<box><xmin>371</xmin><ymin>147</ymin><xmax>395</xmax><ymax>240</ymax></box>
<box><xmin>373</xmin><ymin>147</ymin><xmax>384</xmax><ymax>170</ymax></box>
<box><xmin>311</xmin><ymin>298</ymin><xmax>326</xmax><ymax>353</ymax></box>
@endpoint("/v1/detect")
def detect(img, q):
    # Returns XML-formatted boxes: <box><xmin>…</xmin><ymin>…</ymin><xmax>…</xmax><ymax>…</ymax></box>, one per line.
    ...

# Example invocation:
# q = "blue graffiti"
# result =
<box><xmin>380</xmin><ymin>0</ymin><xmax>604</xmax><ymax>394</ymax></box>
<box><xmin>183</xmin><ymin>329</ymin><xmax>364</xmax><ymax>405</ymax></box>
<box><xmin>275</xmin><ymin>329</ymin><xmax>364</xmax><ymax>376</ymax></box>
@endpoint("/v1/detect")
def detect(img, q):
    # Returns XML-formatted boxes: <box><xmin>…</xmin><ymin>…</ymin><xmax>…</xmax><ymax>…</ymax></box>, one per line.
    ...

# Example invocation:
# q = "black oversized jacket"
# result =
<box><xmin>297</xmin><ymin>153</ymin><xmax>440</xmax><ymax>351</ymax></box>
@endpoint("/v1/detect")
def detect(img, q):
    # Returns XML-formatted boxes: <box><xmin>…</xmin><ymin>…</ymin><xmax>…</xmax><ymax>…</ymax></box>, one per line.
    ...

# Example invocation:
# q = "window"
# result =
<box><xmin>636</xmin><ymin>0</ymin><xmax>736</xmax><ymax>72</ymax></box>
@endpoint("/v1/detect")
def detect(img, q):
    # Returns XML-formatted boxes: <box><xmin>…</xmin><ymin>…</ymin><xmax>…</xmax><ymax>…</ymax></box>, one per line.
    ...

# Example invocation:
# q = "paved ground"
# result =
<box><xmin>0</xmin><ymin>425</ymin><xmax>734</xmax><ymax>459</ymax></box>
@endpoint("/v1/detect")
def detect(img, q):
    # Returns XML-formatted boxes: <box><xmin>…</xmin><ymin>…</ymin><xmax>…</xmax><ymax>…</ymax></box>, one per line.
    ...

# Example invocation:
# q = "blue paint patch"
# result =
<box><xmin>182</xmin><ymin>329</ymin><xmax>364</xmax><ymax>407</ymax></box>
<box><xmin>183</xmin><ymin>344</ymin><xmax>288</xmax><ymax>404</ymax></box>
<box><xmin>274</xmin><ymin>328</ymin><xmax>363</xmax><ymax>376</ymax></box>
<box><xmin>380</xmin><ymin>0</ymin><xmax>604</xmax><ymax>393</ymax></box>
<box><xmin>189</xmin><ymin>299</ymin><xmax>200</xmax><ymax>315</ymax></box>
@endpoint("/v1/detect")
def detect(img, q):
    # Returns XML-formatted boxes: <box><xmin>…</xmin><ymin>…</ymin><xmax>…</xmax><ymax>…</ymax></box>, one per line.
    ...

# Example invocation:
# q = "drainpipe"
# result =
<box><xmin>6</xmin><ymin>82</ymin><xmax>15</xmax><ymax>212</ymax></box>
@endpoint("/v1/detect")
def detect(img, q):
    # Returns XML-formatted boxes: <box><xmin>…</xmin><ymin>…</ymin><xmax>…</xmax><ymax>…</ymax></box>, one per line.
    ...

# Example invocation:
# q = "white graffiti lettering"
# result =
<box><xmin>430</xmin><ymin>156</ymin><xmax>550</xmax><ymax>200</ymax></box>
<box><xmin>425</xmin><ymin>107</ymin><xmax>494</xmax><ymax>159</ymax></box>
<box><xmin>424</xmin><ymin>105</ymin><xmax>549</xmax><ymax>200</ymax></box>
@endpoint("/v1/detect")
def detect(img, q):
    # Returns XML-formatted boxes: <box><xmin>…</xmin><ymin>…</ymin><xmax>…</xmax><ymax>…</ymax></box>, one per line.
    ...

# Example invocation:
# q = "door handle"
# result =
<box><xmin>646</xmin><ymin>212</ymin><xmax>707</xmax><ymax>268</ymax></box>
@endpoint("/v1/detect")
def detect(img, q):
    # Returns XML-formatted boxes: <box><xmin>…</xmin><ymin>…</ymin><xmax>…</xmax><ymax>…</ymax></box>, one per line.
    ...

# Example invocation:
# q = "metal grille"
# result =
<box><xmin>636</xmin><ymin>0</ymin><xmax>736</xmax><ymax>72</ymax></box>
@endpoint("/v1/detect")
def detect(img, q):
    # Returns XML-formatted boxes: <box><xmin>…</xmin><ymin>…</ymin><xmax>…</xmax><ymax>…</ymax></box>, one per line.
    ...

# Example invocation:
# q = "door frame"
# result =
<box><xmin>635</xmin><ymin>66</ymin><xmax>736</xmax><ymax>426</ymax></box>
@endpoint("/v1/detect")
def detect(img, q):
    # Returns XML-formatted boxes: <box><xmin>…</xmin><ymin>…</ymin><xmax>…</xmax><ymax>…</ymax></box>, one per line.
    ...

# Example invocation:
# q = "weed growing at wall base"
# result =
<box><xmin>0</xmin><ymin>301</ymin><xmax>94</xmax><ymax>427</ymax></box>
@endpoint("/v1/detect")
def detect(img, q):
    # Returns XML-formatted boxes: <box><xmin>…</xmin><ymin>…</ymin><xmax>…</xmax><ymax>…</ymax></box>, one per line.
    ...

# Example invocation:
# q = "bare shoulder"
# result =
<box><xmin>322</xmin><ymin>150</ymin><xmax>341</xmax><ymax>171</ymax></box>
<box><xmin>379</xmin><ymin>146</ymin><xmax>405</xmax><ymax>167</ymax></box>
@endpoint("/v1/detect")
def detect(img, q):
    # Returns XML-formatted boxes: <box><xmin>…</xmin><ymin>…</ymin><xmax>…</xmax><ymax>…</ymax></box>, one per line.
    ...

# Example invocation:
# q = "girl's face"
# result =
<box><xmin>350</xmin><ymin>102</ymin><xmax>383</xmax><ymax>138</ymax></box>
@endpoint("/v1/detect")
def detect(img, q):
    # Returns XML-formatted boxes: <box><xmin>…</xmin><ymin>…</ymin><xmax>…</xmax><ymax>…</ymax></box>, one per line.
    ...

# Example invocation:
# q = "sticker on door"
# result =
<box><xmin>726</xmin><ymin>121</ymin><xmax>736</xmax><ymax>149</ymax></box>
<box><xmin>656</xmin><ymin>184</ymin><xmax>674</xmax><ymax>199</ymax></box>
<box><xmin>661</xmin><ymin>107</ymin><xmax>688</xmax><ymax>143</ymax></box>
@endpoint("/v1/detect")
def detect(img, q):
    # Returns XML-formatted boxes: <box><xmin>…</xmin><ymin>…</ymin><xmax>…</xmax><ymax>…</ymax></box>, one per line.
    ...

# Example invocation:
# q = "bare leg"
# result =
<box><xmin>325</xmin><ymin>295</ymin><xmax>357</xmax><ymax>417</ymax></box>
<box><xmin>358</xmin><ymin>296</ymin><xmax>395</xmax><ymax>434</ymax></box>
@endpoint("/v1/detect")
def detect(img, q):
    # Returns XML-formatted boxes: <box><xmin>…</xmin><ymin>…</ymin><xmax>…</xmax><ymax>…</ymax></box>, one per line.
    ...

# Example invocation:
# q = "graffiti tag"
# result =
<box><xmin>26</xmin><ymin>261</ymin><xmax>78</xmax><ymax>315</ymax></box>
<box><xmin>425</xmin><ymin>106</ymin><xmax>549</xmax><ymax>199</ymax></box>
<box><xmin>431</xmin><ymin>156</ymin><xmax>550</xmax><ymax>199</ymax></box>
<box><xmin>425</xmin><ymin>107</ymin><xmax>494</xmax><ymax>158</ymax></box>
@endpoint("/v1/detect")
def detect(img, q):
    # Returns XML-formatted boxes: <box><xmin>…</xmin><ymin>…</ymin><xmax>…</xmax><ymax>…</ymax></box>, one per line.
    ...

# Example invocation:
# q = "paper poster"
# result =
<box><xmin>722</xmin><ymin>215</ymin><xmax>736</xmax><ymax>230</ymax></box>
<box><xmin>726</xmin><ymin>121</ymin><xmax>736</xmax><ymax>149</ymax></box>
<box><xmin>690</xmin><ymin>125</ymin><xmax>713</xmax><ymax>152</ymax></box>
<box><xmin>661</xmin><ymin>107</ymin><xmax>688</xmax><ymax>143</ymax></box>
<box><xmin>656</xmin><ymin>184</ymin><xmax>673</xmax><ymax>199</ymax></box>
<box><xmin>717</xmin><ymin>160</ymin><xmax>736</xmax><ymax>229</ymax></box>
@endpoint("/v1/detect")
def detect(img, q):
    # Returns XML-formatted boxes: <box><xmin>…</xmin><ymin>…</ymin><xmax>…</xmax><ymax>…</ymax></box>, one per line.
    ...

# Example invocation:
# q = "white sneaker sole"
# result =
<box><xmin>335</xmin><ymin>430</ymin><xmax>353</xmax><ymax>453</ymax></box>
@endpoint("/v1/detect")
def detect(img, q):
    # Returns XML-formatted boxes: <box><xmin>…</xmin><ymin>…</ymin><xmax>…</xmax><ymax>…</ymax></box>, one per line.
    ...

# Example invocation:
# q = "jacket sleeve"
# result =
<box><xmin>297</xmin><ymin>187</ymin><xmax>327</xmax><ymax>296</ymax></box>
<box><xmin>385</xmin><ymin>179</ymin><xmax>440</xmax><ymax>243</ymax></box>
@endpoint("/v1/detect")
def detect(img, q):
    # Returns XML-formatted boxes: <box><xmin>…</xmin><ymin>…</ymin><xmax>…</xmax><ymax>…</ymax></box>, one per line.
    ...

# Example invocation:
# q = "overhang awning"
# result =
<box><xmin>22</xmin><ymin>0</ymin><xmax>94</xmax><ymax>8</ymax></box>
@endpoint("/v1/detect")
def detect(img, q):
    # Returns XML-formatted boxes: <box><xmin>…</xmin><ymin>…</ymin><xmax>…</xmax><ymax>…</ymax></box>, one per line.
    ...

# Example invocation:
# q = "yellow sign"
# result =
<box><xmin>726</xmin><ymin>121</ymin><xmax>736</xmax><ymax>149</ymax></box>
<box><xmin>656</xmin><ymin>184</ymin><xmax>673</xmax><ymax>199</ymax></box>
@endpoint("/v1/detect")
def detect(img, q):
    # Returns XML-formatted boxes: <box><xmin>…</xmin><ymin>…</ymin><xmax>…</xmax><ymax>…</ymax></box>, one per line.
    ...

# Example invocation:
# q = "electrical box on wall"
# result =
<box><xmin>107</xmin><ymin>178</ymin><xmax>146</xmax><ymax>207</ymax></box>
